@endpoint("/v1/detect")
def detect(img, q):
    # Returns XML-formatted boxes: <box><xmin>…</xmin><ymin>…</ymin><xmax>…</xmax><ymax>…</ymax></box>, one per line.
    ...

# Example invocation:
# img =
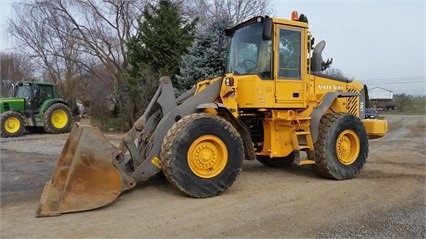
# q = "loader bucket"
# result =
<box><xmin>36</xmin><ymin>122</ymin><xmax>124</xmax><ymax>217</ymax></box>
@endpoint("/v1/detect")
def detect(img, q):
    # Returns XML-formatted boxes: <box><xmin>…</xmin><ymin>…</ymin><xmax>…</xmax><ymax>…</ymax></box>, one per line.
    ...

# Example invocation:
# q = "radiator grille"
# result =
<box><xmin>347</xmin><ymin>87</ymin><xmax>359</xmax><ymax>116</ymax></box>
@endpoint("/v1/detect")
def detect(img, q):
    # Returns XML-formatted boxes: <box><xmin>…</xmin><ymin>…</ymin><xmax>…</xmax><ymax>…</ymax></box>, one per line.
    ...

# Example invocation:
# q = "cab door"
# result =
<box><xmin>274</xmin><ymin>26</ymin><xmax>306</xmax><ymax>107</ymax></box>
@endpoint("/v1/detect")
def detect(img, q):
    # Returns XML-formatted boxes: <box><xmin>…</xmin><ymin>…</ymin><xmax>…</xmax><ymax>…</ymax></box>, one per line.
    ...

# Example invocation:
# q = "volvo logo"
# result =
<box><xmin>318</xmin><ymin>85</ymin><xmax>344</xmax><ymax>91</ymax></box>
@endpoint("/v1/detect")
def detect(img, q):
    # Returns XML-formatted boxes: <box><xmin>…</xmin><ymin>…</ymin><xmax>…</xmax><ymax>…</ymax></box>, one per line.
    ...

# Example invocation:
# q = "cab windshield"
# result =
<box><xmin>225</xmin><ymin>22</ymin><xmax>272</xmax><ymax>79</ymax></box>
<box><xmin>15</xmin><ymin>84</ymin><xmax>31</xmax><ymax>98</ymax></box>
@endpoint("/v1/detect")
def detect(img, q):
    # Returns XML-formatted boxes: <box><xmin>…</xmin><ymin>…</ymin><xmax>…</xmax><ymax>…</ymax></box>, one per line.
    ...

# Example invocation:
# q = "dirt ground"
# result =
<box><xmin>1</xmin><ymin>115</ymin><xmax>425</xmax><ymax>238</ymax></box>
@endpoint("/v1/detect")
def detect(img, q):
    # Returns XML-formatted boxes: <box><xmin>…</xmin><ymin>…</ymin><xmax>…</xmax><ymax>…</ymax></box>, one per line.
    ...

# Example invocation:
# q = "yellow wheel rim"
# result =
<box><xmin>187</xmin><ymin>135</ymin><xmax>228</xmax><ymax>178</ymax></box>
<box><xmin>5</xmin><ymin>117</ymin><xmax>21</xmax><ymax>133</ymax></box>
<box><xmin>51</xmin><ymin>110</ymin><xmax>68</xmax><ymax>129</ymax></box>
<box><xmin>336</xmin><ymin>130</ymin><xmax>360</xmax><ymax>165</ymax></box>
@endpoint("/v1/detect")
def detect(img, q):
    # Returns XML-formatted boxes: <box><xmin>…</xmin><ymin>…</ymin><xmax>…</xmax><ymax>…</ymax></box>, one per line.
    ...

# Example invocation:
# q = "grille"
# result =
<box><xmin>347</xmin><ymin>87</ymin><xmax>359</xmax><ymax>115</ymax></box>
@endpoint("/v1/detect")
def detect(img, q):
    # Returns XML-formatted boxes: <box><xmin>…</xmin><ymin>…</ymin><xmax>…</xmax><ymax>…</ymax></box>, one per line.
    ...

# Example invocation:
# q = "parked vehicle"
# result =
<box><xmin>365</xmin><ymin>108</ymin><xmax>379</xmax><ymax>119</ymax></box>
<box><xmin>0</xmin><ymin>81</ymin><xmax>72</xmax><ymax>137</ymax></box>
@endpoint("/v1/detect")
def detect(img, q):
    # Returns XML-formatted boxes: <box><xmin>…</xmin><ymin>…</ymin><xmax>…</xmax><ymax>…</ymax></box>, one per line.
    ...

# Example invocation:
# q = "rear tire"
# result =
<box><xmin>161</xmin><ymin>113</ymin><xmax>244</xmax><ymax>198</ymax></box>
<box><xmin>43</xmin><ymin>103</ymin><xmax>72</xmax><ymax>134</ymax></box>
<box><xmin>314</xmin><ymin>113</ymin><xmax>368</xmax><ymax>180</ymax></box>
<box><xmin>257</xmin><ymin>152</ymin><xmax>295</xmax><ymax>167</ymax></box>
<box><xmin>1</xmin><ymin>111</ymin><xmax>25</xmax><ymax>138</ymax></box>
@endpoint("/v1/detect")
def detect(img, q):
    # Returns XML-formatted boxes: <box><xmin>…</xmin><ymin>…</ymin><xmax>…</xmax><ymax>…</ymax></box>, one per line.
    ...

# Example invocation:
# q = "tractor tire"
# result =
<box><xmin>0</xmin><ymin>111</ymin><xmax>25</xmax><ymax>138</ymax></box>
<box><xmin>257</xmin><ymin>152</ymin><xmax>295</xmax><ymax>167</ymax></box>
<box><xmin>314</xmin><ymin>113</ymin><xmax>369</xmax><ymax>180</ymax></box>
<box><xmin>161</xmin><ymin>113</ymin><xmax>244</xmax><ymax>198</ymax></box>
<box><xmin>43</xmin><ymin>103</ymin><xmax>72</xmax><ymax>134</ymax></box>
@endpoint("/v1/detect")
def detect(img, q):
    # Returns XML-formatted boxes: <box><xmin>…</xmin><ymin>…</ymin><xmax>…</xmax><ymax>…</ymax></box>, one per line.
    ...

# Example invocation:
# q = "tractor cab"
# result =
<box><xmin>14</xmin><ymin>81</ymin><xmax>57</xmax><ymax>112</ymax></box>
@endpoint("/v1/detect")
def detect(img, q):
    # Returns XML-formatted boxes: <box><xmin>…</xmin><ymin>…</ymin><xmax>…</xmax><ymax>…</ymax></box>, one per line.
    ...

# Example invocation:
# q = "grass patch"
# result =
<box><xmin>380</xmin><ymin>97</ymin><xmax>425</xmax><ymax>115</ymax></box>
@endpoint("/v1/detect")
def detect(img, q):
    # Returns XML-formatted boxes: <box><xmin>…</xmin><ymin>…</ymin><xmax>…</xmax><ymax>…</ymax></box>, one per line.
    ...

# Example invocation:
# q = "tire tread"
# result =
<box><xmin>161</xmin><ymin>113</ymin><xmax>243</xmax><ymax>197</ymax></box>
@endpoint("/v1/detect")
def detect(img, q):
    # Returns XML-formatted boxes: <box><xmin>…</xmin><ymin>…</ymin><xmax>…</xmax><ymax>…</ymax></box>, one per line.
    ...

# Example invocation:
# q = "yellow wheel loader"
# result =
<box><xmin>36</xmin><ymin>12</ymin><xmax>388</xmax><ymax>217</ymax></box>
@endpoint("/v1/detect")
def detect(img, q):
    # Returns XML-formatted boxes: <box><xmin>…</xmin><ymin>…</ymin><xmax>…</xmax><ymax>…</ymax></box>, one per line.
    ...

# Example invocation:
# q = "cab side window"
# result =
<box><xmin>39</xmin><ymin>85</ymin><xmax>53</xmax><ymax>100</ymax></box>
<box><xmin>278</xmin><ymin>28</ymin><xmax>301</xmax><ymax>79</ymax></box>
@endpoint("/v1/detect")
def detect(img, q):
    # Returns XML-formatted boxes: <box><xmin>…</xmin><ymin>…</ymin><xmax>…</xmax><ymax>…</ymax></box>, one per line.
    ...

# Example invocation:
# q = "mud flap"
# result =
<box><xmin>36</xmin><ymin>122</ymin><xmax>124</xmax><ymax>217</ymax></box>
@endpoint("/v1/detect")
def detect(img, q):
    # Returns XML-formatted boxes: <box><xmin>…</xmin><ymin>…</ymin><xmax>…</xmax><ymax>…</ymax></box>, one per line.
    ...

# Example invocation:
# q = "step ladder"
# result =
<box><xmin>290</xmin><ymin>128</ymin><xmax>316</xmax><ymax>166</ymax></box>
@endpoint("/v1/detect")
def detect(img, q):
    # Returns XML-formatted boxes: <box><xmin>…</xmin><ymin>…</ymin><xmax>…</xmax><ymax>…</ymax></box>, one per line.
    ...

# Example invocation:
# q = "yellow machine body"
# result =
<box><xmin>37</xmin><ymin>12</ymin><xmax>387</xmax><ymax>217</ymax></box>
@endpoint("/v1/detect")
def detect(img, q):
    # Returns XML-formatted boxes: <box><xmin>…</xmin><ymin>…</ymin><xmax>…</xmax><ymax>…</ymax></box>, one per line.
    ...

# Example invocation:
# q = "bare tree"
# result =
<box><xmin>8</xmin><ymin>0</ymin><xmax>146</xmax><ymax>114</ymax></box>
<box><xmin>77</xmin><ymin>65</ymin><xmax>117</xmax><ymax>128</ymax></box>
<box><xmin>323</xmin><ymin>68</ymin><xmax>349</xmax><ymax>80</ymax></box>
<box><xmin>182</xmin><ymin>0</ymin><xmax>272</xmax><ymax>26</ymax></box>
<box><xmin>7</xmin><ymin>0</ymin><xmax>271</xmax><ymax>121</ymax></box>
<box><xmin>0</xmin><ymin>52</ymin><xmax>34</xmax><ymax>97</ymax></box>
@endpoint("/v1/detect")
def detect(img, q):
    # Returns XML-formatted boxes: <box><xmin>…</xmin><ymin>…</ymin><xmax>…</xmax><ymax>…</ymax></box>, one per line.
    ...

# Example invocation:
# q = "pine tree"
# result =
<box><xmin>127</xmin><ymin>0</ymin><xmax>196</xmax><ymax>78</ymax></box>
<box><xmin>176</xmin><ymin>18</ymin><xmax>231</xmax><ymax>92</ymax></box>
<box><xmin>122</xmin><ymin>0</ymin><xmax>197</xmax><ymax>122</ymax></box>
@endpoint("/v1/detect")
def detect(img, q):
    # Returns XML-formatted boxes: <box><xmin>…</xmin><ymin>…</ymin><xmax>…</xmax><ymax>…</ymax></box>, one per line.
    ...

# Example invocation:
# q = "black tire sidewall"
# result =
<box><xmin>165</xmin><ymin>115</ymin><xmax>244</xmax><ymax>197</ymax></box>
<box><xmin>1</xmin><ymin>112</ymin><xmax>25</xmax><ymax>137</ymax></box>
<box><xmin>316</xmin><ymin>113</ymin><xmax>368</xmax><ymax>179</ymax></box>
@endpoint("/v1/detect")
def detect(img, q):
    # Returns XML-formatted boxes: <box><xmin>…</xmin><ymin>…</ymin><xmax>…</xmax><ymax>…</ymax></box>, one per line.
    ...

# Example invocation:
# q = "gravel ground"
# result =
<box><xmin>1</xmin><ymin>115</ymin><xmax>425</xmax><ymax>238</ymax></box>
<box><xmin>0</xmin><ymin>132</ymin><xmax>122</xmax><ymax>155</ymax></box>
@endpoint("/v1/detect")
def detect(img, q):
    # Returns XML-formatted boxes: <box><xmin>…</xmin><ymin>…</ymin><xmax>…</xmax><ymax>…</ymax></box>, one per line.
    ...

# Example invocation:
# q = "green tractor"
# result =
<box><xmin>0</xmin><ymin>81</ymin><xmax>73</xmax><ymax>137</ymax></box>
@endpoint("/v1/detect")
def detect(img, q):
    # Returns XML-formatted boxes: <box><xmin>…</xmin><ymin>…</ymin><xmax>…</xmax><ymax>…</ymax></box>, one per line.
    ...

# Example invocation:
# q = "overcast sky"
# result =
<box><xmin>0</xmin><ymin>0</ymin><xmax>13</xmax><ymax>52</ymax></box>
<box><xmin>1</xmin><ymin>0</ymin><xmax>425</xmax><ymax>95</ymax></box>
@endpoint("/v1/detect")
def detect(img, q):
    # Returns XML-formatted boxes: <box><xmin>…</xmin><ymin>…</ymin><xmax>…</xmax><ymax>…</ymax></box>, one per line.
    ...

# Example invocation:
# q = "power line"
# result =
<box><xmin>366</xmin><ymin>80</ymin><xmax>426</xmax><ymax>85</ymax></box>
<box><xmin>360</xmin><ymin>76</ymin><xmax>426</xmax><ymax>86</ymax></box>
<box><xmin>361</xmin><ymin>76</ymin><xmax>426</xmax><ymax>83</ymax></box>
<box><xmin>362</xmin><ymin>76</ymin><xmax>425</xmax><ymax>81</ymax></box>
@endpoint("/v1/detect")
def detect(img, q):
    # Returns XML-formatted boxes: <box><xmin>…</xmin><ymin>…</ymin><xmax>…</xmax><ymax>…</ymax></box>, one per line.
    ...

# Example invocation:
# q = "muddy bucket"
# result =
<box><xmin>36</xmin><ymin>122</ymin><xmax>124</xmax><ymax>217</ymax></box>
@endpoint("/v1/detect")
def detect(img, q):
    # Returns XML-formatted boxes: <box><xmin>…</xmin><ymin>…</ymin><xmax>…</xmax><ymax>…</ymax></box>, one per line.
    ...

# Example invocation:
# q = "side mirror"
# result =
<box><xmin>262</xmin><ymin>16</ymin><xmax>272</xmax><ymax>40</ymax></box>
<box><xmin>11</xmin><ymin>84</ymin><xmax>15</xmax><ymax>97</ymax></box>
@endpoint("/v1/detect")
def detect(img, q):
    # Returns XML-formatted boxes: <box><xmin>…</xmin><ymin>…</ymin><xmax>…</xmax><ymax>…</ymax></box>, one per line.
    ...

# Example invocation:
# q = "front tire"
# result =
<box><xmin>43</xmin><ymin>103</ymin><xmax>72</xmax><ymax>134</ymax></box>
<box><xmin>161</xmin><ymin>113</ymin><xmax>244</xmax><ymax>198</ymax></box>
<box><xmin>314</xmin><ymin>113</ymin><xmax>368</xmax><ymax>180</ymax></box>
<box><xmin>1</xmin><ymin>111</ymin><xmax>25</xmax><ymax>138</ymax></box>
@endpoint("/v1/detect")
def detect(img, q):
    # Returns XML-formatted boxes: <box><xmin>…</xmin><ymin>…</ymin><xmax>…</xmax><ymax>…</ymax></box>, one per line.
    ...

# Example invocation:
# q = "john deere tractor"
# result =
<box><xmin>0</xmin><ymin>81</ymin><xmax>72</xmax><ymax>137</ymax></box>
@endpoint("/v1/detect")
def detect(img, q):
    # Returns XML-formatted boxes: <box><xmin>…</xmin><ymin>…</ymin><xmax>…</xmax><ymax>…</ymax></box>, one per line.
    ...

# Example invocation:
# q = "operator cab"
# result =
<box><xmin>15</xmin><ymin>82</ymin><xmax>56</xmax><ymax>112</ymax></box>
<box><xmin>224</xmin><ymin>13</ymin><xmax>309</xmax><ymax>108</ymax></box>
